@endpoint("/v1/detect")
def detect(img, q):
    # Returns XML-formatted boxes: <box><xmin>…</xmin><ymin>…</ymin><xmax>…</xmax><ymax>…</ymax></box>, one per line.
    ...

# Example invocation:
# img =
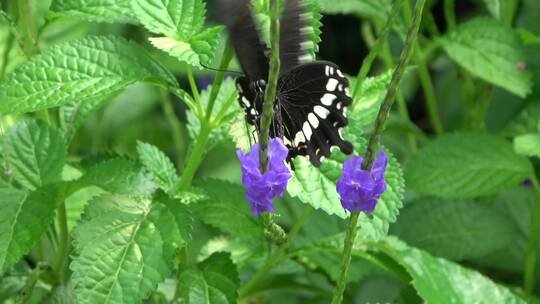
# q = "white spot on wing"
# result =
<box><xmin>284</xmin><ymin>137</ymin><xmax>292</xmax><ymax>146</ymax></box>
<box><xmin>321</xmin><ymin>93</ymin><xmax>336</xmax><ymax>106</ymax></box>
<box><xmin>336</xmin><ymin>69</ymin><xmax>344</xmax><ymax>77</ymax></box>
<box><xmin>326</xmin><ymin>78</ymin><xmax>339</xmax><ymax>91</ymax></box>
<box><xmin>302</xmin><ymin>122</ymin><xmax>312</xmax><ymax>139</ymax></box>
<box><xmin>299</xmin><ymin>54</ymin><xmax>312</xmax><ymax>62</ymax></box>
<box><xmin>325</xmin><ymin>65</ymin><xmax>330</xmax><ymax>76</ymax></box>
<box><xmin>250</xmin><ymin>108</ymin><xmax>256</xmax><ymax>115</ymax></box>
<box><xmin>294</xmin><ymin>131</ymin><xmax>305</xmax><ymax>146</ymax></box>
<box><xmin>336</xmin><ymin>102</ymin><xmax>342</xmax><ymax>110</ymax></box>
<box><xmin>345</xmin><ymin>87</ymin><xmax>350</xmax><ymax>97</ymax></box>
<box><xmin>338</xmin><ymin>84</ymin><xmax>343</xmax><ymax>91</ymax></box>
<box><xmin>242</xmin><ymin>97</ymin><xmax>250</xmax><ymax>107</ymax></box>
<box><xmin>308</xmin><ymin>113</ymin><xmax>319</xmax><ymax>128</ymax></box>
<box><xmin>314</xmin><ymin>105</ymin><xmax>330</xmax><ymax>118</ymax></box>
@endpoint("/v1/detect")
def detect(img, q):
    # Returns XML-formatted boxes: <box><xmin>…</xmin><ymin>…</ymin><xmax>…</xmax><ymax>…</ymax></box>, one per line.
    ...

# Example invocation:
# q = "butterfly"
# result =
<box><xmin>222</xmin><ymin>0</ymin><xmax>353</xmax><ymax>167</ymax></box>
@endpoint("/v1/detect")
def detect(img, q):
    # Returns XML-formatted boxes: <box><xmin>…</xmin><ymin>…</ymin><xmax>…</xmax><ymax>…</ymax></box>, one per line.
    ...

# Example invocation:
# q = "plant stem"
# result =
<box><xmin>331</xmin><ymin>0</ymin><xmax>427</xmax><ymax>302</ymax></box>
<box><xmin>204</xmin><ymin>41</ymin><xmax>233</xmax><ymax>122</ymax></box>
<box><xmin>186</xmin><ymin>68</ymin><xmax>204</xmax><ymax>118</ymax></box>
<box><xmin>16</xmin><ymin>0</ymin><xmax>38</xmax><ymax>56</ymax></box>
<box><xmin>0</xmin><ymin>30</ymin><xmax>14</xmax><ymax>79</ymax></box>
<box><xmin>258</xmin><ymin>0</ymin><xmax>281</xmax><ymax>172</ymax></box>
<box><xmin>176</xmin><ymin>122</ymin><xmax>211</xmax><ymax>191</ymax></box>
<box><xmin>54</xmin><ymin>201</ymin><xmax>70</xmax><ymax>284</ymax></box>
<box><xmin>381</xmin><ymin>40</ymin><xmax>417</xmax><ymax>152</ymax></box>
<box><xmin>403</xmin><ymin>1</ymin><xmax>443</xmax><ymax>135</ymax></box>
<box><xmin>444</xmin><ymin>0</ymin><xmax>456</xmax><ymax>31</ymax></box>
<box><xmin>525</xmin><ymin>176</ymin><xmax>540</xmax><ymax>293</ymax></box>
<box><xmin>351</xmin><ymin>0</ymin><xmax>403</xmax><ymax>102</ymax></box>
<box><xmin>254</xmin><ymin>0</ymin><xmax>288</xmax><ymax>244</ymax></box>
<box><xmin>175</xmin><ymin>44</ymin><xmax>234</xmax><ymax>190</ymax></box>
<box><xmin>17</xmin><ymin>262</ymin><xmax>48</xmax><ymax>304</ymax></box>
<box><xmin>160</xmin><ymin>89</ymin><xmax>185</xmax><ymax>169</ymax></box>
<box><xmin>239</xmin><ymin>206</ymin><xmax>313</xmax><ymax>297</ymax></box>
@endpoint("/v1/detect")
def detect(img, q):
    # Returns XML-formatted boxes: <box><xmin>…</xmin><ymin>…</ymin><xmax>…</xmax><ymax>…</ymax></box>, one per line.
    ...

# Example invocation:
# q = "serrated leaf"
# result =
<box><xmin>0</xmin><ymin>187</ymin><xmax>58</xmax><ymax>272</ymax></box>
<box><xmin>80</xmin><ymin>158</ymin><xmax>156</xmax><ymax>196</ymax></box>
<box><xmin>156</xmin><ymin>193</ymin><xmax>193</xmax><ymax>247</ymax></box>
<box><xmin>349</xmin><ymin>70</ymin><xmax>392</xmax><ymax>127</ymax></box>
<box><xmin>193</xmin><ymin>179</ymin><xmax>265</xmax><ymax>242</ymax></box>
<box><xmin>390</xmin><ymin>198</ymin><xmax>517</xmax><ymax>260</ymax></box>
<box><xmin>439</xmin><ymin>18</ymin><xmax>532</xmax><ymax>97</ymax></box>
<box><xmin>133</xmin><ymin>0</ymin><xmax>220</xmax><ymax>68</ymax></box>
<box><xmin>287</xmin><ymin>136</ymin><xmax>404</xmax><ymax>242</ymax></box>
<box><xmin>149</xmin><ymin>26</ymin><xmax>222</xmax><ymax>68</ymax></box>
<box><xmin>50</xmin><ymin>0</ymin><xmax>136</xmax><ymax>24</ymax></box>
<box><xmin>178</xmin><ymin>253</ymin><xmax>239</xmax><ymax>304</ymax></box>
<box><xmin>406</xmin><ymin>133</ymin><xmax>533</xmax><ymax>198</ymax></box>
<box><xmin>71</xmin><ymin>194</ymin><xmax>185</xmax><ymax>304</ymax></box>
<box><xmin>4</xmin><ymin>120</ymin><xmax>67</xmax><ymax>190</ymax></box>
<box><xmin>132</xmin><ymin>0</ymin><xmax>206</xmax><ymax>38</ymax></box>
<box><xmin>0</xmin><ymin>36</ymin><xmax>177</xmax><ymax>114</ymax></box>
<box><xmin>514</xmin><ymin>133</ymin><xmax>540</xmax><ymax>157</ymax></box>
<box><xmin>137</xmin><ymin>141</ymin><xmax>179</xmax><ymax>193</ymax></box>
<box><xmin>378</xmin><ymin>237</ymin><xmax>527</xmax><ymax>303</ymax></box>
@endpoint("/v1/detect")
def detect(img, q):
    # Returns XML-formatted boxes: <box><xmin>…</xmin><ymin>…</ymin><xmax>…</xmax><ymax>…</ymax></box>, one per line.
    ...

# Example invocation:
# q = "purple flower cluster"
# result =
<box><xmin>336</xmin><ymin>151</ymin><xmax>388</xmax><ymax>213</ymax></box>
<box><xmin>237</xmin><ymin>138</ymin><xmax>292</xmax><ymax>217</ymax></box>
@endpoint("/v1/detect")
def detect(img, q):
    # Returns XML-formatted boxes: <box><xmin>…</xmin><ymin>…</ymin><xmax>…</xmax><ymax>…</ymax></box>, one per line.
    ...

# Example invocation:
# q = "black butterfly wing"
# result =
<box><xmin>222</xmin><ymin>0</ymin><xmax>269</xmax><ymax>80</ymax></box>
<box><xmin>275</xmin><ymin>61</ymin><xmax>353</xmax><ymax>166</ymax></box>
<box><xmin>279</xmin><ymin>0</ymin><xmax>311</xmax><ymax>75</ymax></box>
<box><xmin>236</xmin><ymin>76</ymin><xmax>262</xmax><ymax>125</ymax></box>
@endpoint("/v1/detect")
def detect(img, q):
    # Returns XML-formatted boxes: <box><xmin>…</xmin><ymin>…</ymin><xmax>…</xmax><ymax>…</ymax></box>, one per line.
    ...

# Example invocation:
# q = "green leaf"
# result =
<box><xmin>71</xmin><ymin>194</ymin><xmax>185</xmax><ymax>304</ymax></box>
<box><xmin>60</xmin><ymin>93</ymin><xmax>119</xmax><ymax>142</ymax></box>
<box><xmin>178</xmin><ymin>253</ymin><xmax>239</xmax><ymax>304</ymax></box>
<box><xmin>406</xmin><ymin>133</ymin><xmax>533</xmax><ymax>198</ymax></box>
<box><xmin>132</xmin><ymin>0</ymin><xmax>205</xmax><ymax>38</ymax></box>
<box><xmin>133</xmin><ymin>0</ymin><xmax>221</xmax><ymax>67</ymax></box>
<box><xmin>137</xmin><ymin>141</ymin><xmax>179</xmax><ymax>193</ymax></box>
<box><xmin>349</xmin><ymin>70</ymin><xmax>392</xmax><ymax>127</ymax></box>
<box><xmin>439</xmin><ymin>18</ymin><xmax>532</xmax><ymax>97</ymax></box>
<box><xmin>0</xmin><ymin>187</ymin><xmax>58</xmax><ymax>272</ymax></box>
<box><xmin>0</xmin><ymin>36</ymin><xmax>177</xmax><ymax>114</ymax></box>
<box><xmin>50</xmin><ymin>0</ymin><xmax>136</xmax><ymax>24</ymax></box>
<box><xmin>378</xmin><ymin>237</ymin><xmax>527</xmax><ymax>303</ymax></box>
<box><xmin>390</xmin><ymin>198</ymin><xmax>517</xmax><ymax>260</ymax></box>
<box><xmin>149</xmin><ymin>27</ymin><xmax>222</xmax><ymax>67</ymax></box>
<box><xmin>80</xmin><ymin>158</ymin><xmax>156</xmax><ymax>196</ymax></box>
<box><xmin>514</xmin><ymin>133</ymin><xmax>540</xmax><ymax>157</ymax></box>
<box><xmin>287</xmin><ymin>135</ymin><xmax>404</xmax><ymax>242</ymax></box>
<box><xmin>4</xmin><ymin>120</ymin><xmax>67</xmax><ymax>190</ymax></box>
<box><xmin>316</xmin><ymin>0</ymin><xmax>391</xmax><ymax>20</ymax></box>
<box><xmin>155</xmin><ymin>193</ymin><xmax>193</xmax><ymax>248</ymax></box>
<box><xmin>193</xmin><ymin>179</ymin><xmax>265</xmax><ymax>242</ymax></box>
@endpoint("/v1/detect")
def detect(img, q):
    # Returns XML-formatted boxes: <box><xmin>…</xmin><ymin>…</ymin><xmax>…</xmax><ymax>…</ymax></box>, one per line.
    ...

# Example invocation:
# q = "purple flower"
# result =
<box><xmin>336</xmin><ymin>151</ymin><xmax>388</xmax><ymax>213</ymax></box>
<box><xmin>237</xmin><ymin>138</ymin><xmax>292</xmax><ymax>217</ymax></box>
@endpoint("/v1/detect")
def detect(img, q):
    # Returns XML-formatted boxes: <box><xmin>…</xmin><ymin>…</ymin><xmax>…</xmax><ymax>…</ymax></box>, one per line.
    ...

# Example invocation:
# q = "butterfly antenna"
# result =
<box><xmin>200</xmin><ymin>63</ymin><xmax>244</xmax><ymax>76</ymax></box>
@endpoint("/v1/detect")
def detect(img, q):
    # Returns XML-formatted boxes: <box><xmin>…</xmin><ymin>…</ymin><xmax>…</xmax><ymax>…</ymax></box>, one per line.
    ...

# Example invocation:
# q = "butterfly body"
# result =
<box><xmin>223</xmin><ymin>0</ymin><xmax>353</xmax><ymax>166</ymax></box>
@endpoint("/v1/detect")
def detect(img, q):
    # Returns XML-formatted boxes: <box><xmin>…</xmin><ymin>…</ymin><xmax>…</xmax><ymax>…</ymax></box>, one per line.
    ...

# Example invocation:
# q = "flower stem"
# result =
<box><xmin>525</xmin><ymin>176</ymin><xmax>540</xmax><ymax>293</ymax></box>
<box><xmin>258</xmin><ymin>0</ymin><xmax>281</xmax><ymax>172</ymax></box>
<box><xmin>331</xmin><ymin>0</ymin><xmax>427</xmax><ymax>302</ymax></box>
<box><xmin>351</xmin><ymin>0</ymin><xmax>403</xmax><ymax>101</ymax></box>
<box><xmin>176</xmin><ymin>122</ymin><xmax>211</xmax><ymax>191</ymax></box>
<box><xmin>254</xmin><ymin>0</ymin><xmax>288</xmax><ymax>244</ymax></box>
<box><xmin>239</xmin><ymin>206</ymin><xmax>313</xmax><ymax>298</ymax></box>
